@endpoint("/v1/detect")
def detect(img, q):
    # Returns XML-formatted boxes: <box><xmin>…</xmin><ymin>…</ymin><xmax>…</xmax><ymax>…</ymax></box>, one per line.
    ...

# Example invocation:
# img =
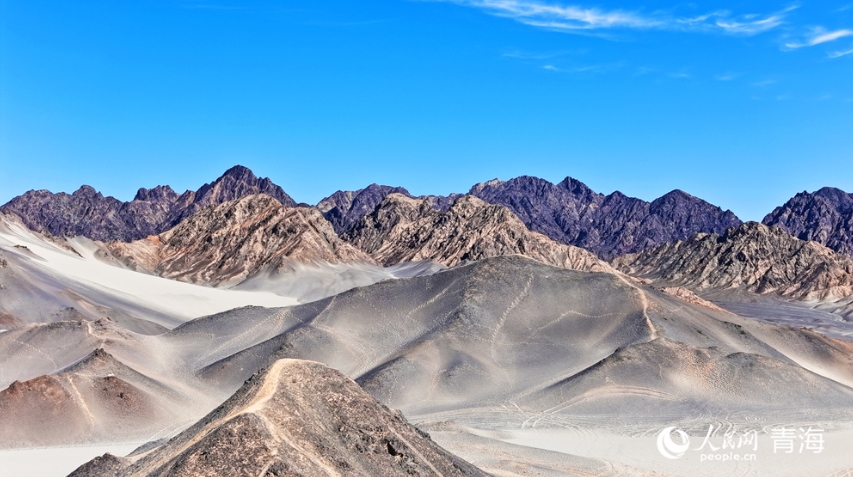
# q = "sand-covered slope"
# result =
<box><xmin>613</xmin><ymin>222</ymin><xmax>853</xmax><ymax>301</ymax></box>
<box><xmin>0</xmin><ymin>212</ymin><xmax>297</xmax><ymax>330</ymax></box>
<box><xmin>165</xmin><ymin>256</ymin><xmax>853</xmax><ymax>423</ymax></box>
<box><xmin>103</xmin><ymin>194</ymin><xmax>374</xmax><ymax>286</ymax></box>
<box><xmin>4</xmin><ymin>256</ymin><xmax>853</xmax><ymax>452</ymax></box>
<box><xmin>344</xmin><ymin>193</ymin><xmax>613</xmax><ymax>272</ymax></box>
<box><xmin>70</xmin><ymin>359</ymin><xmax>486</xmax><ymax>477</ymax></box>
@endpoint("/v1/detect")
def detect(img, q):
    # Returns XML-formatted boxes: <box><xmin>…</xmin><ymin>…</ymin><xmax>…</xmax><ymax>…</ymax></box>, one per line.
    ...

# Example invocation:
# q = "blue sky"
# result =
<box><xmin>1</xmin><ymin>0</ymin><xmax>851</xmax><ymax>221</ymax></box>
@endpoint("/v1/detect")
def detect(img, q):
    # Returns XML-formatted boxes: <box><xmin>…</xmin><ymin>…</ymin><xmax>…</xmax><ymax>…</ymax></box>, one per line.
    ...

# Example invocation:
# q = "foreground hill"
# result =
<box><xmin>763</xmin><ymin>186</ymin><xmax>853</xmax><ymax>257</ymax></box>
<box><xmin>69</xmin><ymin>359</ymin><xmax>486</xmax><ymax>477</ymax></box>
<box><xmin>103</xmin><ymin>194</ymin><xmax>374</xmax><ymax>286</ymax></box>
<box><xmin>343</xmin><ymin>193</ymin><xmax>613</xmax><ymax>272</ymax></box>
<box><xmin>0</xmin><ymin>166</ymin><xmax>296</xmax><ymax>242</ymax></box>
<box><xmin>612</xmin><ymin>222</ymin><xmax>853</xmax><ymax>301</ymax></box>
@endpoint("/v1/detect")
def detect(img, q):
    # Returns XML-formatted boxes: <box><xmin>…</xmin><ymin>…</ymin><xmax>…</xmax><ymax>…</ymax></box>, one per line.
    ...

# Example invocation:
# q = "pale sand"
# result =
<box><xmin>0</xmin><ymin>444</ymin><xmax>139</xmax><ymax>477</ymax></box>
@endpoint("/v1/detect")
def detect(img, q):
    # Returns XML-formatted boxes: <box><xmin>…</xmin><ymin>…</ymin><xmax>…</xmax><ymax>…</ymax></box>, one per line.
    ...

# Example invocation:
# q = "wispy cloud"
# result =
<box><xmin>714</xmin><ymin>11</ymin><xmax>789</xmax><ymax>35</ymax></box>
<box><xmin>829</xmin><ymin>47</ymin><xmax>853</xmax><ymax>58</ymax></box>
<box><xmin>785</xmin><ymin>27</ymin><xmax>853</xmax><ymax>49</ymax></box>
<box><xmin>426</xmin><ymin>0</ymin><xmax>791</xmax><ymax>35</ymax></box>
<box><xmin>543</xmin><ymin>64</ymin><xmax>560</xmax><ymax>71</ymax></box>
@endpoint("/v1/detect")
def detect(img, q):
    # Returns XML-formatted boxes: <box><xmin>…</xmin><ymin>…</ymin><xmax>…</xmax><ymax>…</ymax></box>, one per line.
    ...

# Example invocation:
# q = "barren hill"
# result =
<box><xmin>613</xmin><ymin>222</ymin><xmax>853</xmax><ymax>301</ymax></box>
<box><xmin>70</xmin><ymin>359</ymin><xmax>486</xmax><ymax>477</ymax></box>
<box><xmin>344</xmin><ymin>193</ymin><xmax>613</xmax><ymax>272</ymax></box>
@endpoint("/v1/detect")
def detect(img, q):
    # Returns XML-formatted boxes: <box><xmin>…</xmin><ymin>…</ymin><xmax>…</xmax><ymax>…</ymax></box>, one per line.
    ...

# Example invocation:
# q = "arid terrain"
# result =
<box><xmin>1</xmin><ymin>167</ymin><xmax>853</xmax><ymax>476</ymax></box>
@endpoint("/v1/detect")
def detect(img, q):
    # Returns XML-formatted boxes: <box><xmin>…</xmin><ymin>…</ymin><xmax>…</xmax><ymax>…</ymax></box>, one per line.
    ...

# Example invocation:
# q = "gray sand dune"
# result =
<box><xmin>161</xmin><ymin>257</ymin><xmax>853</xmax><ymax>428</ymax></box>
<box><xmin>2</xmin><ymin>255</ymin><xmax>853</xmax><ymax>477</ymax></box>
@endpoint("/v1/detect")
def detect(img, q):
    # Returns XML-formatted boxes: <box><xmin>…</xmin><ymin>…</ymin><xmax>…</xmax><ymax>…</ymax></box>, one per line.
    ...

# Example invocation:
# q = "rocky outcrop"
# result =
<box><xmin>1</xmin><ymin>166</ymin><xmax>296</xmax><ymax>242</ymax></box>
<box><xmin>104</xmin><ymin>194</ymin><xmax>373</xmax><ymax>285</ymax></box>
<box><xmin>469</xmin><ymin>176</ymin><xmax>743</xmax><ymax>259</ymax></box>
<box><xmin>613</xmin><ymin>222</ymin><xmax>853</xmax><ymax>301</ymax></box>
<box><xmin>344</xmin><ymin>193</ymin><xmax>613</xmax><ymax>272</ymax></box>
<box><xmin>318</xmin><ymin>184</ymin><xmax>461</xmax><ymax>234</ymax></box>
<box><xmin>69</xmin><ymin>359</ymin><xmax>487</xmax><ymax>477</ymax></box>
<box><xmin>763</xmin><ymin>187</ymin><xmax>853</xmax><ymax>257</ymax></box>
<box><xmin>318</xmin><ymin>184</ymin><xmax>412</xmax><ymax>235</ymax></box>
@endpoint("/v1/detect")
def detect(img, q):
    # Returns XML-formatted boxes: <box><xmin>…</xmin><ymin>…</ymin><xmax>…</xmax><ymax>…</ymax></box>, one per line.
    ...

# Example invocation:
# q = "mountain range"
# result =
<box><xmin>4</xmin><ymin>166</ymin><xmax>853</xmax><ymax>476</ymax></box>
<box><xmin>5</xmin><ymin>165</ymin><xmax>852</xmax><ymax>264</ymax></box>
<box><xmin>0</xmin><ymin>166</ymin><xmax>296</xmax><ymax>242</ymax></box>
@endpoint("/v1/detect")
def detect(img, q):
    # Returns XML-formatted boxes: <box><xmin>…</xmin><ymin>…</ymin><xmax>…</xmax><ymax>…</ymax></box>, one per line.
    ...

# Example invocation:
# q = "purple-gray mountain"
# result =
<box><xmin>321</xmin><ymin>176</ymin><xmax>743</xmax><ymax>258</ymax></box>
<box><xmin>468</xmin><ymin>177</ymin><xmax>743</xmax><ymax>258</ymax></box>
<box><xmin>763</xmin><ymin>187</ymin><xmax>853</xmax><ymax>257</ymax></box>
<box><xmin>0</xmin><ymin>166</ymin><xmax>296</xmax><ymax>242</ymax></box>
<box><xmin>317</xmin><ymin>184</ymin><xmax>461</xmax><ymax>235</ymax></box>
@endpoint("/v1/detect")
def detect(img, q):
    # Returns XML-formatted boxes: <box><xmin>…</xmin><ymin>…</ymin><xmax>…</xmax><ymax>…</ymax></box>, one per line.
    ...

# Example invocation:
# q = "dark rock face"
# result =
<box><xmin>69</xmin><ymin>359</ymin><xmax>487</xmax><ymax>477</ymax></box>
<box><xmin>318</xmin><ymin>184</ymin><xmax>412</xmax><ymax>235</ymax></box>
<box><xmin>763</xmin><ymin>187</ymin><xmax>853</xmax><ymax>257</ymax></box>
<box><xmin>1</xmin><ymin>166</ymin><xmax>296</xmax><ymax>242</ymax></box>
<box><xmin>469</xmin><ymin>176</ymin><xmax>743</xmax><ymax>259</ymax></box>
<box><xmin>612</xmin><ymin>222</ymin><xmax>853</xmax><ymax>301</ymax></box>
<box><xmin>317</xmin><ymin>184</ymin><xmax>461</xmax><ymax>235</ymax></box>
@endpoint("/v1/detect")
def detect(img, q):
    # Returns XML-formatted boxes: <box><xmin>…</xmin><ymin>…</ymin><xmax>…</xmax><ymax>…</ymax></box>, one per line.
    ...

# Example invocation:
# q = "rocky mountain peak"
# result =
<box><xmin>318</xmin><ymin>184</ymin><xmax>412</xmax><ymax>234</ymax></box>
<box><xmin>104</xmin><ymin>194</ymin><xmax>374</xmax><ymax>285</ymax></box>
<box><xmin>70</xmin><ymin>359</ymin><xmax>486</xmax><ymax>477</ymax></box>
<box><xmin>558</xmin><ymin>176</ymin><xmax>600</xmax><ymax>198</ymax></box>
<box><xmin>72</xmin><ymin>185</ymin><xmax>102</xmax><ymax>198</ymax></box>
<box><xmin>344</xmin><ymin>193</ymin><xmax>613</xmax><ymax>272</ymax></box>
<box><xmin>191</xmin><ymin>165</ymin><xmax>295</xmax><ymax>210</ymax></box>
<box><xmin>0</xmin><ymin>165</ymin><xmax>297</xmax><ymax>242</ymax></box>
<box><xmin>132</xmin><ymin>185</ymin><xmax>178</xmax><ymax>202</ymax></box>
<box><xmin>763</xmin><ymin>186</ymin><xmax>853</xmax><ymax>257</ymax></box>
<box><xmin>613</xmin><ymin>221</ymin><xmax>853</xmax><ymax>301</ymax></box>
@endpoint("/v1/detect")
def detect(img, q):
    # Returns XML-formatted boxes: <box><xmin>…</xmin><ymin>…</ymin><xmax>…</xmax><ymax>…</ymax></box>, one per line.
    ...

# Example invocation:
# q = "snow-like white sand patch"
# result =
<box><xmin>0</xmin><ymin>444</ymin><xmax>140</xmax><ymax>477</ymax></box>
<box><xmin>0</xmin><ymin>218</ymin><xmax>297</xmax><ymax>327</ymax></box>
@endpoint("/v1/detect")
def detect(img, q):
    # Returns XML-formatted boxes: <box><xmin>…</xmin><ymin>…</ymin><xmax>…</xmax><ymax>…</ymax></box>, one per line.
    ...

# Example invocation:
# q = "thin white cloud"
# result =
<box><xmin>829</xmin><ymin>47</ymin><xmax>853</xmax><ymax>58</ymax></box>
<box><xmin>785</xmin><ymin>28</ymin><xmax>853</xmax><ymax>49</ymax></box>
<box><xmin>443</xmin><ymin>0</ymin><xmax>659</xmax><ymax>30</ymax></box>
<box><xmin>543</xmin><ymin>64</ymin><xmax>560</xmax><ymax>71</ymax></box>
<box><xmin>427</xmin><ymin>0</ymin><xmax>790</xmax><ymax>35</ymax></box>
<box><xmin>715</xmin><ymin>14</ymin><xmax>786</xmax><ymax>35</ymax></box>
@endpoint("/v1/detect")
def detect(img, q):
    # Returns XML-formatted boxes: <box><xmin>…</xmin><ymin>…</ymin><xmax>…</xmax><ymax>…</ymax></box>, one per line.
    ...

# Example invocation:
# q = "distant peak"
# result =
<box><xmin>557</xmin><ymin>176</ymin><xmax>595</xmax><ymax>195</ymax></box>
<box><xmin>72</xmin><ymin>185</ymin><xmax>101</xmax><ymax>198</ymax></box>
<box><xmin>220</xmin><ymin>165</ymin><xmax>257</xmax><ymax>180</ymax></box>
<box><xmin>469</xmin><ymin>178</ymin><xmax>503</xmax><ymax>193</ymax></box>
<box><xmin>134</xmin><ymin>185</ymin><xmax>177</xmax><ymax>202</ymax></box>
<box><xmin>656</xmin><ymin>189</ymin><xmax>698</xmax><ymax>202</ymax></box>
